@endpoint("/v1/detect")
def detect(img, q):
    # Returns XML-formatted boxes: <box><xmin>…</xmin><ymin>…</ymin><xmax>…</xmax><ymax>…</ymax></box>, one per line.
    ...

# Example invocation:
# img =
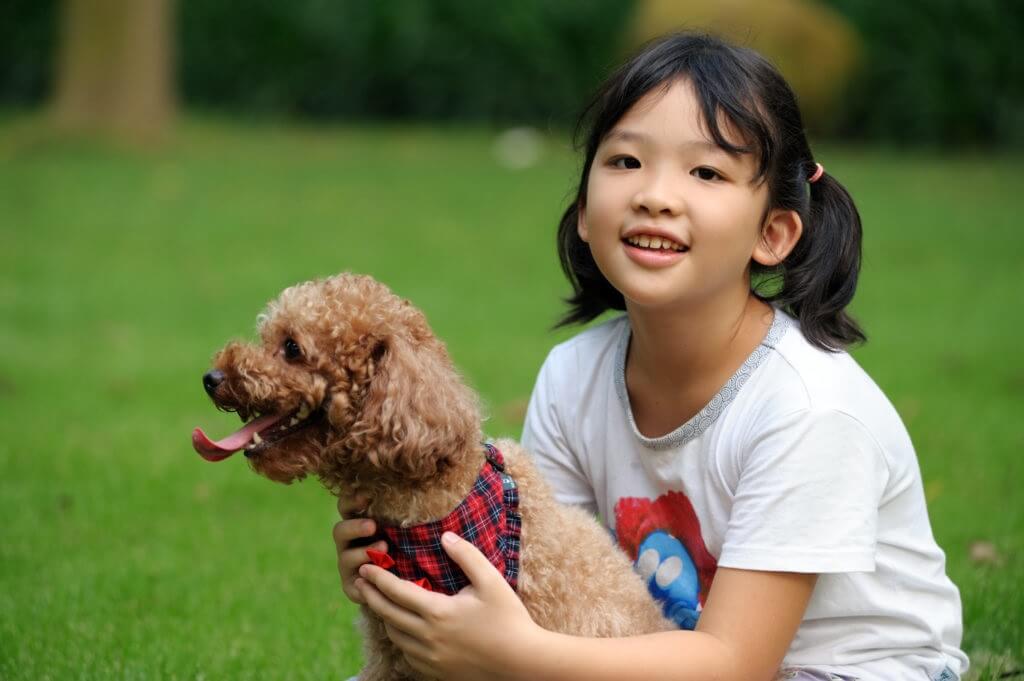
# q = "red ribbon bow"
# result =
<box><xmin>366</xmin><ymin>548</ymin><xmax>433</xmax><ymax>591</ymax></box>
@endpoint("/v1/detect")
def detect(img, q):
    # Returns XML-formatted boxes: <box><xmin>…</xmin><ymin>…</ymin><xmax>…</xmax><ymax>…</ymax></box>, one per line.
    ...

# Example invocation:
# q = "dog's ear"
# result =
<box><xmin>347</xmin><ymin>334</ymin><xmax>480</xmax><ymax>479</ymax></box>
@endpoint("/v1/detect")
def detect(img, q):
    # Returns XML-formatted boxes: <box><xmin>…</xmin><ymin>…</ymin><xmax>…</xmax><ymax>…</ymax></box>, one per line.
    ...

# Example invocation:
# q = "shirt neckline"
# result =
<box><xmin>613</xmin><ymin>310</ymin><xmax>791</xmax><ymax>450</ymax></box>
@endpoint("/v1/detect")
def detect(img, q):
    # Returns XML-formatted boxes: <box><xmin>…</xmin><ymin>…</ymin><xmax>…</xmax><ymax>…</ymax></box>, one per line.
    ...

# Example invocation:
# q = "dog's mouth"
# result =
<box><xmin>192</xmin><ymin>402</ymin><xmax>323</xmax><ymax>462</ymax></box>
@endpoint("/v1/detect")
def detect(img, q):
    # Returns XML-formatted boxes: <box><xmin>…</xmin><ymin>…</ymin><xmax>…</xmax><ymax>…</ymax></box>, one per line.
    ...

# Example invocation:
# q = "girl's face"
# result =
<box><xmin>579</xmin><ymin>79</ymin><xmax>773</xmax><ymax>312</ymax></box>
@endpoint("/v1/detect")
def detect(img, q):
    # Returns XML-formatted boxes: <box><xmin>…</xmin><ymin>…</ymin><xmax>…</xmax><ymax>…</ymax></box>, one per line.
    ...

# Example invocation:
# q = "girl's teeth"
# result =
<box><xmin>627</xmin><ymin>235</ymin><xmax>683</xmax><ymax>251</ymax></box>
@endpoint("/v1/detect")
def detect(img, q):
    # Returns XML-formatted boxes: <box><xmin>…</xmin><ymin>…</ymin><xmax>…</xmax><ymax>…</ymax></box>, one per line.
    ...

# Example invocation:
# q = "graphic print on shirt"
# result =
<box><xmin>614</xmin><ymin>491</ymin><xmax>718</xmax><ymax>629</ymax></box>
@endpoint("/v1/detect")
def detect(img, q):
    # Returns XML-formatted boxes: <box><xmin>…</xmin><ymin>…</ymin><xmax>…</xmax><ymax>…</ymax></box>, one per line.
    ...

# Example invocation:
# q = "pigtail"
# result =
<box><xmin>774</xmin><ymin>171</ymin><xmax>866</xmax><ymax>351</ymax></box>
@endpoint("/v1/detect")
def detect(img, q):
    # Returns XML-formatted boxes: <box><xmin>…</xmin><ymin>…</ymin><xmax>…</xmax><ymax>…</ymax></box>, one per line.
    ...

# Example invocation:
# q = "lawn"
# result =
<box><xmin>1</xmin><ymin>115</ymin><xmax>1021</xmax><ymax>679</ymax></box>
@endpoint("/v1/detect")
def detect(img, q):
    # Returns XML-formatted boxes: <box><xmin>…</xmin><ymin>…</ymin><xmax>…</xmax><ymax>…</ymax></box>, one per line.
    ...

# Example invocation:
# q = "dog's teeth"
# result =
<box><xmin>252</xmin><ymin>432</ymin><xmax>263</xmax><ymax>445</ymax></box>
<box><xmin>289</xmin><ymin>417</ymin><xmax>299</xmax><ymax>426</ymax></box>
<box><xmin>297</xmin><ymin>404</ymin><xmax>310</xmax><ymax>419</ymax></box>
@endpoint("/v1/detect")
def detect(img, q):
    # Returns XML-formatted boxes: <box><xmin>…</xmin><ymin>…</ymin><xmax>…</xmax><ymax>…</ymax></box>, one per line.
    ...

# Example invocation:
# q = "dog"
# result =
<box><xmin>193</xmin><ymin>273</ymin><xmax>672</xmax><ymax>681</ymax></box>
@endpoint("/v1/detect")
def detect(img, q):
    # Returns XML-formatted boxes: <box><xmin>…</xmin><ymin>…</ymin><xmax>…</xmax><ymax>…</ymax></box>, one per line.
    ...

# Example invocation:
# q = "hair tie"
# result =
<box><xmin>808</xmin><ymin>163</ymin><xmax>824</xmax><ymax>183</ymax></box>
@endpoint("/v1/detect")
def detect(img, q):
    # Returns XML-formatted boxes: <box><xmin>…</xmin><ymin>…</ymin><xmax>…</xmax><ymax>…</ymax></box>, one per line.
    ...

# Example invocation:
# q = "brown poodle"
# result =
<box><xmin>193</xmin><ymin>273</ymin><xmax>672</xmax><ymax>681</ymax></box>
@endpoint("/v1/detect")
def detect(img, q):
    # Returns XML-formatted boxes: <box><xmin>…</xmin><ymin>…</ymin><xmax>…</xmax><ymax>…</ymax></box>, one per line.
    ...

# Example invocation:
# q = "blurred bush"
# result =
<box><xmin>2</xmin><ymin>0</ymin><xmax>1022</xmax><ymax>147</ymax></box>
<box><xmin>627</xmin><ymin>0</ymin><xmax>861</xmax><ymax>132</ymax></box>
<box><xmin>0</xmin><ymin>0</ymin><xmax>57</xmax><ymax>108</ymax></box>
<box><xmin>178</xmin><ymin>0</ymin><xmax>633</xmax><ymax>124</ymax></box>
<box><xmin>823</xmin><ymin>0</ymin><xmax>1024</xmax><ymax>147</ymax></box>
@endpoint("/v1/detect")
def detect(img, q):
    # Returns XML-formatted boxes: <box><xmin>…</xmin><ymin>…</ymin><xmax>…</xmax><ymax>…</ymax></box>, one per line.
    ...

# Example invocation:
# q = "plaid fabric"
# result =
<box><xmin>368</xmin><ymin>443</ymin><xmax>521</xmax><ymax>595</ymax></box>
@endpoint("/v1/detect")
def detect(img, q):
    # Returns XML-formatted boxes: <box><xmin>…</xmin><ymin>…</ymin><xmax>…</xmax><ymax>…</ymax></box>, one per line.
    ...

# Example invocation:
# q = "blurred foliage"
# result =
<box><xmin>178</xmin><ymin>0</ymin><xmax>633</xmax><ymax>124</ymax></box>
<box><xmin>627</xmin><ymin>0</ymin><xmax>861</xmax><ymax>132</ymax></box>
<box><xmin>1</xmin><ymin>0</ymin><xmax>1023</xmax><ymax>146</ymax></box>
<box><xmin>0</xmin><ymin>0</ymin><xmax>57</xmax><ymax>107</ymax></box>
<box><xmin>822</xmin><ymin>0</ymin><xmax>1024</xmax><ymax>147</ymax></box>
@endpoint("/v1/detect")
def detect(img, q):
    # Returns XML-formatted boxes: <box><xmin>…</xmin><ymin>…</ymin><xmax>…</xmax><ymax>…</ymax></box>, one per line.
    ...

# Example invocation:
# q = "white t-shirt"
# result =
<box><xmin>521</xmin><ymin>311</ymin><xmax>967</xmax><ymax>681</ymax></box>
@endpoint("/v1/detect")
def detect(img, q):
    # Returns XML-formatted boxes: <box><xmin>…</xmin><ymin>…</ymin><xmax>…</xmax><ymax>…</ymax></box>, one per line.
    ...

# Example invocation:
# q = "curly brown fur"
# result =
<box><xmin>200</xmin><ymin>273</ymin><xmax>672</xmax><ymax>681</ymax></box>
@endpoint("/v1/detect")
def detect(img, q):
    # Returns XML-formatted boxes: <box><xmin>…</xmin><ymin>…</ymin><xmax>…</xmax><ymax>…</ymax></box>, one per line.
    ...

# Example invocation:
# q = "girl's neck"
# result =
<box><xmin>624</xmin><ymin>289</ymin><xmax>774</xmax><ymax>435</ymax></box>
<box><xmin>628</xmin><ymin>289</ymin><xmax>772</xmax><ymax>370</ymax></box>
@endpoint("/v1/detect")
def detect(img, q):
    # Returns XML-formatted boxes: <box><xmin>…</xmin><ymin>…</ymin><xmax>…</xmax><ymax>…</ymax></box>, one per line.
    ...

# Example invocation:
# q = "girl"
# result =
<box><xmin>335</xmin><ymin>32</ymin><xmax>967</xmax><ymax>681</ymax></box>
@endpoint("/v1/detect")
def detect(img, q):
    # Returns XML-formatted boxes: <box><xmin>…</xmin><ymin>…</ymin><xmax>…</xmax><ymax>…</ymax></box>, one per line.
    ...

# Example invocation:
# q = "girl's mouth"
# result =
<box><xmin>624</xmin><ymin>234</ymin><xmax>688</xmax><ymax>252</ymax></box>
<box><xmin>621</xmin><ymin>237</ymin><xmax>689</xmax><ymax>267</ymax></box>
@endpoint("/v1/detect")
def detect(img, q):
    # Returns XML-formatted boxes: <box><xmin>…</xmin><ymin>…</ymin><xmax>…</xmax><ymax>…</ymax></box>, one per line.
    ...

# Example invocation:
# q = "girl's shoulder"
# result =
<box><xmin>765</xmin><ymin>311</ymin><xmax>884</xmax><ymax>412</ymax></box>
<box><xmin>530</xmin><ymin>314</ymin><xmax>628</xmax><ymax>410</ymax></box>
<box><xmin>746</xmin><ymin>312</ymin><xmax>912</xmax><ymax>464</ymax></box>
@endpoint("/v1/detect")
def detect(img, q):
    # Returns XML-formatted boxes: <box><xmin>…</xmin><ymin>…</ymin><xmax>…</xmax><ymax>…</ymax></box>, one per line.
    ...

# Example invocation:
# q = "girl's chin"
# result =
<box><xmin>617</xmin><ymin>280</ymin><xmax>698</xmax><ymax>311</ymax></box>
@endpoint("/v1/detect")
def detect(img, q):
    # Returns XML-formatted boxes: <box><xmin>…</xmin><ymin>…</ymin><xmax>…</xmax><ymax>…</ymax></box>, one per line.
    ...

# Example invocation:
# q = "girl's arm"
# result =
<box><xmin>527</xmin><ymin>566</ymin><xmax>817</xmax><ymax>681</ymax></box>
<box><xmin>357</xmin><ymin>531</ymin><xmax>816</xmax><ymax>681</ymax></box>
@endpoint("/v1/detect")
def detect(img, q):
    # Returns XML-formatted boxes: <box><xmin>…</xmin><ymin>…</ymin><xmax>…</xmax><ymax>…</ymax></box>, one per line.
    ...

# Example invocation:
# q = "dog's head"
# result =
<box><xmin>193</xmin><ymin>273</ymin><xmax>481</xmax><ymax>492</ymax></box>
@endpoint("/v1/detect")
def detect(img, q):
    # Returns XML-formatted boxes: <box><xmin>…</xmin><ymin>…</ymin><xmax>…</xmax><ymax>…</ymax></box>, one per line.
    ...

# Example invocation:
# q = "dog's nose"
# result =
<box><xmin>203</xmin><ymin>369</ymin><xmax>225</xmax><ymax>397</ymax></box>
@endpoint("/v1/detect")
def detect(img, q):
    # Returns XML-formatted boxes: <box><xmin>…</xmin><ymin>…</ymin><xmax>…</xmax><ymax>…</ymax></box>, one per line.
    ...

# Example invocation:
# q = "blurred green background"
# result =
<box><xmin>1</xmin><ymin>1</ymin><xmax>1021</xmax><ymax>679</ymax></box>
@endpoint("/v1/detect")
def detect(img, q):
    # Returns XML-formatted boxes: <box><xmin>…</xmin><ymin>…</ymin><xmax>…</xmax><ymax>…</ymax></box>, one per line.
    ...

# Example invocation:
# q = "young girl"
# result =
<box><xmin>336</xmin><ymin>32</ymin><xmax>967</xmax><ymax>681</ymax></box>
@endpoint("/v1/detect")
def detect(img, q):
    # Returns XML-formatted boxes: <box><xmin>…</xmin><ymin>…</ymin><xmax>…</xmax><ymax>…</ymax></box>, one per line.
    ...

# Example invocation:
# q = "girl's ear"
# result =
<box><xmin>753</xmin><ymin>208</ymin><xmax>803</xmax><ymax>267</ymax></box>
<box><xmin>576</xmin><ymin>203</ymin><xmax>590</xmax><ymax>242</ymax></box>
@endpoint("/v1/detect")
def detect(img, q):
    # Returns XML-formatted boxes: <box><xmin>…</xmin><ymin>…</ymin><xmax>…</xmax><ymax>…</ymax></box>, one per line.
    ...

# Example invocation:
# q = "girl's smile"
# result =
<box><xmin>622</xmin><ymin>226</ymin><xmax>690</xmax><ymax>267</ymax></box>
<box><xmin>621</xmin><ymin>234</ymin><xmax>689</xmax><ymax>268</ymax></box>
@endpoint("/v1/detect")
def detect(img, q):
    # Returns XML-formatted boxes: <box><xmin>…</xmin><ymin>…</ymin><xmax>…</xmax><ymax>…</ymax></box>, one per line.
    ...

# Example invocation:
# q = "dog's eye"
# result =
<box><xmin>283</xmin><ymin>338</ymin><xmax>302</xmax><ymax>361</ymax></box>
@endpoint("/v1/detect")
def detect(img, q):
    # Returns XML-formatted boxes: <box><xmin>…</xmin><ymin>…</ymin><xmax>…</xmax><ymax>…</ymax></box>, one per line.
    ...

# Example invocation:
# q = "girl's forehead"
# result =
<box><xmin>605</xmin><ymin>79</ymin><xmax>749</xmax><ymax>155</ymax></box>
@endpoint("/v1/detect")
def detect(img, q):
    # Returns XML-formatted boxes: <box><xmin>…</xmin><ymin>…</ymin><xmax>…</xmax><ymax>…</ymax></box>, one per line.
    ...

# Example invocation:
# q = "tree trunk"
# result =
<box><xmin>51</xmin><ymin>0</ymin><xmax>175</xmax><ymax>143</ymax></box>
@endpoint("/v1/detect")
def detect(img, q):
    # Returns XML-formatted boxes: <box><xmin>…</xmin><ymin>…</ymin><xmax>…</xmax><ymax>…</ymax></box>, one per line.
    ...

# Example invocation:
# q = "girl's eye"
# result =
<box><xmin>610</xmin><ymin>156</ymin><xmax>641</xmax><ymax>170</ymax></box>
<box><xmin>692</xmin><ymin>167</ymin><xmax>721</xmax><ymax>181</ymax></box>
<box><xmin>283</xmin><ymin>338</ymin><xmax>301</xmax><ymax>360</ymax></box>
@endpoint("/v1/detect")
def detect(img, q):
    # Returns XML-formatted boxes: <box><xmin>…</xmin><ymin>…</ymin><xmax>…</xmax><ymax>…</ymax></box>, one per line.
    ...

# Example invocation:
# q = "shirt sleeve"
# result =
<box><xmin>718</xmin><ymin>408</ymin><xmax>890</xmax><ymax>573</ymax></box>
<box><xmin>521</xmin><ymin>349</ymin><xmax>599</xmax><ymax>514</ymax></box>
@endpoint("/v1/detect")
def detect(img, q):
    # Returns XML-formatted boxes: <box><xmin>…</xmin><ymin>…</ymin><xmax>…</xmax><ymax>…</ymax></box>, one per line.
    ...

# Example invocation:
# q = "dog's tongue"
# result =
<box><xmin>192</xmin><ymin>413</ymin><xmax>284</xmax><ymax>461</ymax></box>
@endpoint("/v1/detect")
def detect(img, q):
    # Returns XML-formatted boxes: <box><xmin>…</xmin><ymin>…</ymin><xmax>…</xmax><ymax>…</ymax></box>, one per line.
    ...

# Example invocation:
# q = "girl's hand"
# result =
<box><xmin>357</xmin><ymin>531</ymin><xmax>541</xmax><ymax>681</ymax></box>
<box><xmin>333</xmin><ymin>495</ymin><xmax>386</xmax><ymax>606</ymax></box>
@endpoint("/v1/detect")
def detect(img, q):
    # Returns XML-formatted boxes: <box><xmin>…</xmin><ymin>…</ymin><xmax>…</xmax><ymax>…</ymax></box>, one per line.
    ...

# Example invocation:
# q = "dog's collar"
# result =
<box><xmin>365</xmin><ymin>443</ymin><xmax>521</xmax><ymax>594</ymax></box>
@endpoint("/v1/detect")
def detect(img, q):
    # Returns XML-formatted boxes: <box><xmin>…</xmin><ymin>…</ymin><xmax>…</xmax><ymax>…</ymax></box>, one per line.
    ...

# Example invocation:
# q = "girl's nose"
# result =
<box><xmin>631</xmin><ymin>171</ymin><xmax>684</xmax><ymax>217</ymax></box>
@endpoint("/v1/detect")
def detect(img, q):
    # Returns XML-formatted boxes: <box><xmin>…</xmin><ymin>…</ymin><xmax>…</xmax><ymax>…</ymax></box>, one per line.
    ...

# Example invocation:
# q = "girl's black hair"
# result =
<box><xmin>557</xmin><ymin>32</ymin><xmax>865</xmax><ymax>351</ymax></box>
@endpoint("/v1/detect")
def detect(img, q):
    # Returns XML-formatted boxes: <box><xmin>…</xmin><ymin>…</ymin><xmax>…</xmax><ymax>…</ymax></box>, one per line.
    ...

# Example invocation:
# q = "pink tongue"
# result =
<box><xmin>192</xmin><ymin>413</ymin><xmax>285</xmax><ymax>462</ymax></box>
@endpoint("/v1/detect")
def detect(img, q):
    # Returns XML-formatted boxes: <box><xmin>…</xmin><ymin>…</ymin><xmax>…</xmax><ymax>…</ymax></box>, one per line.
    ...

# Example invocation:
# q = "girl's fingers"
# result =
<box><xmin>439</xmin><ymin>532</ymin><xmax>503</xmax><ymax>591</ymax></box>
<box><xmin>342</xmin><ymin>578</ymin><xmax>367</xmax><ymax>605</ymax></box>
<box><xmin>339</xmin><ymin>540</ymin><xmax>387</xmax><ymax>605</ymax></box>
<box><xmin>339</xmin><ymin>541</ymin><xmax>386</xmax><ymax>572</ymax></box>
<box><xmin>359</xmin><ymin>564</ymin><xmax>440</xmax><ymax>616</ymax></box>
<box><xmin>359</xmin><ymin>577</ymin><xmax>429</xmax><ymax>636</ymax></box>
<box><xmin>382</xmin><ymin>622</ymin><xmax>433</xmax><ymax>662</ymax></box>
<box><xmin>332</xmin><ymin>518</ymin><xmax>376</xmax><ymax>553</ymax></box>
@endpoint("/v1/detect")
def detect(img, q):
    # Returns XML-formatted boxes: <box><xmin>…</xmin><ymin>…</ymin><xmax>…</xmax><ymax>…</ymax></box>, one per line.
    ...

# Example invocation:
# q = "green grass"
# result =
<box><xmin>1</xmin><ymin>115</ymin><xmax>1021</xmax><ymax>679</ymax></box>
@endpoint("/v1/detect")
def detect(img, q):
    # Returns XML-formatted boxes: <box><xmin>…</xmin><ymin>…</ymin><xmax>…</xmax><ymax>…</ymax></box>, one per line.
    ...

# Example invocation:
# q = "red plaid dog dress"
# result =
<box><xmin>365</xmin><ymin>443</ymin><xmax>522</xmax><ymax>594</ymax></box>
